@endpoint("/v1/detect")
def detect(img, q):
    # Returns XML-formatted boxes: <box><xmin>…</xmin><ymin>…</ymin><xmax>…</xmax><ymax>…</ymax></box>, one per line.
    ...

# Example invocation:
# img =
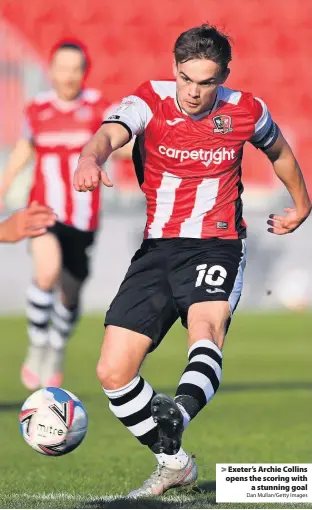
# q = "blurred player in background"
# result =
<box><xmin>74</xmin><ymin>25</ymin><xmax>311</xmax><ymax>496</ymax></box>
<box><xmin>0</xmin><ymin>41</ymin><xmax>130</xmax><ymax>391</ymax></box>
<box><xmin>0</xmin><ymin>201</ymin><xmax>56</xmax><ymax>243</ymax></box>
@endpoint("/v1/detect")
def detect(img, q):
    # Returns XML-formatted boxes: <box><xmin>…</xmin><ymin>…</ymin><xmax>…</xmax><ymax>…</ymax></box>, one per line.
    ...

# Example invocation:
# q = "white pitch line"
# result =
<box><xmin>7</xmin><ymin>492</ymin><xmax>195</xmax><ymax>503</ymax></box>
<box><xmin>5</xmin><ymin>493</ymin><xmax>114</xmax><ymax>502</ymax></box>
<box><xmin>8</xmin><ymin>492</ymin><xmax>84</xmax><ymax>501</ymax></box>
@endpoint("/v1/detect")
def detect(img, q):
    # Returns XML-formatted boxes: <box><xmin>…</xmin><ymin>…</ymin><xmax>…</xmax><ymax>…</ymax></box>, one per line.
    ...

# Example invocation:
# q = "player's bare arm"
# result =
<box><xmin>0</xmin><ymin>201</ymin><xmax>56</xmax><ymax>243</ymax></box>
<box><xmin>0</xmin><ymin>138</ymin><xmax>33</xmax><ymax>208</ymax></box>
<box><xmin>264</xmin><ymin>131</ymin><xmax>311</xmax><ymax>235</ymax></box>
<box><xmin>74</xmin><ymin>123</ymin><xmax>131</xmax><ymax>192</ymax></box>
<box><xmin>112</xmin><ymin>138</ymin><xmax>134</xmax><ymax>160</ymax></box>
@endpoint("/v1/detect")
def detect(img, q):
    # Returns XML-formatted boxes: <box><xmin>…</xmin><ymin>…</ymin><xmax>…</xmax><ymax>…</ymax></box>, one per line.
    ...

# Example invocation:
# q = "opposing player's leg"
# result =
<box><xmin>21</xmin><ymin>232</ymin><xmax>61</xmax><ymax>390</ymax></box>
<box><xmin>152</xmin><ymin>238</ymin><xmax>246</xmax><ymax>452</ymax></box>
<box><xmin>42</xmin><ymin>224</ymin><xmax>95</xmax><ymax>387</ymax></box>
<box><xmin>100</xmin><ymin>241</ymin><xmax>197</xmax><ymax>497</ymax></box>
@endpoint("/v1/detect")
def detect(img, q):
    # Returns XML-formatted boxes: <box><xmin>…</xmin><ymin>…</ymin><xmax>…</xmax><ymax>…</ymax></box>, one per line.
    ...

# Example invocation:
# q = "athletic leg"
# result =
<box><xmin>21</xmin><ymin>232</ymin><xmax>61</xmax><ymax>390</ymax></box>
<box><xmin>43</xmin><ymin>224</ymin><xmax>95</xmax><ymax>387</ymax></box>
<box><xmin>100</xmin><ymin>241</ymin><xmax>197</xmax><ymax>497</ymax></box>
<box><xmin>152</xmin><ymin>239</ymin><xmax>246</xmax><ymax>453</ymax></box>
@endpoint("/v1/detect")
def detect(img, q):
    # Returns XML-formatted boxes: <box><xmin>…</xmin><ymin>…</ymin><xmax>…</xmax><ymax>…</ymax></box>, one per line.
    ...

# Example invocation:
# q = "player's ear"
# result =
<box><xmin>220</xmin><ymin>67</ymin><xmax>230</xmax><ymax>84</ymax></box>
<box><xmin>172</xmin><ymin>59</ymin><xmax>178</xmax><ymax>78</ymax></box>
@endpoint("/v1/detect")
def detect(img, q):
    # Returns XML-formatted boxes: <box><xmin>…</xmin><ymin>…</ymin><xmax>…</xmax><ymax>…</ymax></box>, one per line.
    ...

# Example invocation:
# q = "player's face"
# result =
<box><xmin>50</xmin><ymin>49</ymin><xmax>85</xmax><ymax>101</ymax></box>
<box><xmin>174</xmin><ymin>59</ymin><xmax>229</xmax><ymax>115</ymax></box>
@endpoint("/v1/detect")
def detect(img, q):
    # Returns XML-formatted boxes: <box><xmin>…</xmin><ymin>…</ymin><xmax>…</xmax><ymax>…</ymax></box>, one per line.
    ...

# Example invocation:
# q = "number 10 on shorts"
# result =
<box><xmin>195</xmin><ymin>264</ymin><xmax>227</xmax><ymax>287</ymax></box>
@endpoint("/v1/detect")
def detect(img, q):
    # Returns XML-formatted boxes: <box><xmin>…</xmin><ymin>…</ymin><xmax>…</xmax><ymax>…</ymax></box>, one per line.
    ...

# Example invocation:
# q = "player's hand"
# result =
<box><xmin>1</xmin><ymin>201</ymin><xmax>57</xmax><ymax>243</ymax></box>
<box><xmin>73</xmin><ymin>157</ymin><xmax>113</xmax><ymax>192</ymax></box>
<box><xmin>267</xmin><ymin>207</ymin><xmax>311</xmax><ymax>235</ymax></box>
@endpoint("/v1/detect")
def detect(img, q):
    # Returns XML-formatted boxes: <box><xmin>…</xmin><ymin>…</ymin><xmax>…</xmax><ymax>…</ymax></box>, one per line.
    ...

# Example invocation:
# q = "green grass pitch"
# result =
<box><xmin>0</xmin><ymin>312</ymin><xmax>311</xmax><ymax>508</ymax></box>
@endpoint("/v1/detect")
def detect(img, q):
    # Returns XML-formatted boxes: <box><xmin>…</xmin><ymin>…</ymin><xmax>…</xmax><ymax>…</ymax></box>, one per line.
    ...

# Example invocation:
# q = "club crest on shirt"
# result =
<box><xmin>213</xmin><ymin>114</ymin><xmax>233</xmax><ymax>134</ymax></box>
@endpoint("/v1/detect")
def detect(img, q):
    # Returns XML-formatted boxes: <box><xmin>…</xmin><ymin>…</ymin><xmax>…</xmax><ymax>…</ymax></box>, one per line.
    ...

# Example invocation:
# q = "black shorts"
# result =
<box><xmin>48</xmin><ymin>222</ymin><xmax>95</xmax><ymax>282</ymax></box>
<box><xmin>105</xmin><ymin>238</ymin><xmax>246</xmax><ymax>350</ymax></box>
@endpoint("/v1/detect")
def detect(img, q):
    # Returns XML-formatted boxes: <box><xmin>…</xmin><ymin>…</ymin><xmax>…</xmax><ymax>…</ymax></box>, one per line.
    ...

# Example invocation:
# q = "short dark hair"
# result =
<box><xmin>174</xmin><ymin>24</ymin><xmax>232</xmax><ymax>71</ymax></box>
<box><xmin>52</xmin><ymin>42</ymin><xmax>88</xmax><ymax>71</ymax></box>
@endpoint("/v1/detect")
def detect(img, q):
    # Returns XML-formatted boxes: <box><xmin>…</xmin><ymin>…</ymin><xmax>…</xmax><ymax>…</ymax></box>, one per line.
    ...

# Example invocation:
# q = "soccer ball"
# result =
<box><xmin>19</xmin><ymin>387</ymin><xmax>88</xmax><ymax>456</ymax></box>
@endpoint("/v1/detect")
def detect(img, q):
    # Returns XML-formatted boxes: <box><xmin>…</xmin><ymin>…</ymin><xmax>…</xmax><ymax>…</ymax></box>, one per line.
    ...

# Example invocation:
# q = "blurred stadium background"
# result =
<box><xmin>0</xmin><ymin>0</ymin><xmax>311</xmax><ymax>312</ymax></box>
<box><xmin>0</xmin><ymin>2</ymin><xmax>311</xmax><ymax>508</ymax></box>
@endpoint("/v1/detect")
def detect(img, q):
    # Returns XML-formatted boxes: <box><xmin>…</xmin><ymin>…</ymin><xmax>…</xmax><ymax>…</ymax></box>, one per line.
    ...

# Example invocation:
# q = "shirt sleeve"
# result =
<box><xmin>102</xmin><ymin>92</ymin><xmax>153</xmax><ymax>139</ymax></box>
<box><xmin>249</xmin><ymin>98</ymin><xmax>279</xmax><ymax>150</ymax></box>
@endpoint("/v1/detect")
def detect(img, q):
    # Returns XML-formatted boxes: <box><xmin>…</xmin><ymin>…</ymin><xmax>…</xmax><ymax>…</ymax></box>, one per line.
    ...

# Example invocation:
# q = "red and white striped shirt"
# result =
<box><xmin>104</xmin><ymin>81</ymin><xmax>278</xmax><ymax>239</ymax></box>
<box><xmin>25</xmin><ymin>89</ymin><xmax>109</xmax><ymax>231</ymax></box>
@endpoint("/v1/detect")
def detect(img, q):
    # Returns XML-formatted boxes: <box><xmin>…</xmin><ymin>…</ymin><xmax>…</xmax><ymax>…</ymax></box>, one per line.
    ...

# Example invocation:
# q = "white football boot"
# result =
<box><xmin>128</xmin><ymin>455</ymin><xmax>198</xmax><ymax>498</ymax></box>
<box><xmin>21</xmin><ymin>346</ymin><xmax>45</xmax><ymax>390</ymax></box>
<box><xmin>40</xmin><ymin>343</ymin><xmax>65</xmax><ymax>388</ymax></box>
<box><xmin>21</xmin><ymin>327</ymin><xmax>48</xmax><ymax>390</ymax></box>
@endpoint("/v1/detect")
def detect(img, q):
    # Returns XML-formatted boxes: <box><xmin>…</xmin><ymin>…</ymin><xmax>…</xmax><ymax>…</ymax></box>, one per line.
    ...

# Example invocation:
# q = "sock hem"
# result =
<box><xmin>103</xmin><ymin>375</ymin><xmax>140</xmax><ymax>398</ymax></box>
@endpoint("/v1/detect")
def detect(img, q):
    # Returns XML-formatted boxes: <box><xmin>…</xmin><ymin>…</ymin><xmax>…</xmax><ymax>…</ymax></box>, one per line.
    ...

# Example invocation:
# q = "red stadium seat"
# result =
<box><xmin>0</xmin><ymin>0</ymin><xmax>311</xmax><ymax>190</ymax></box>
